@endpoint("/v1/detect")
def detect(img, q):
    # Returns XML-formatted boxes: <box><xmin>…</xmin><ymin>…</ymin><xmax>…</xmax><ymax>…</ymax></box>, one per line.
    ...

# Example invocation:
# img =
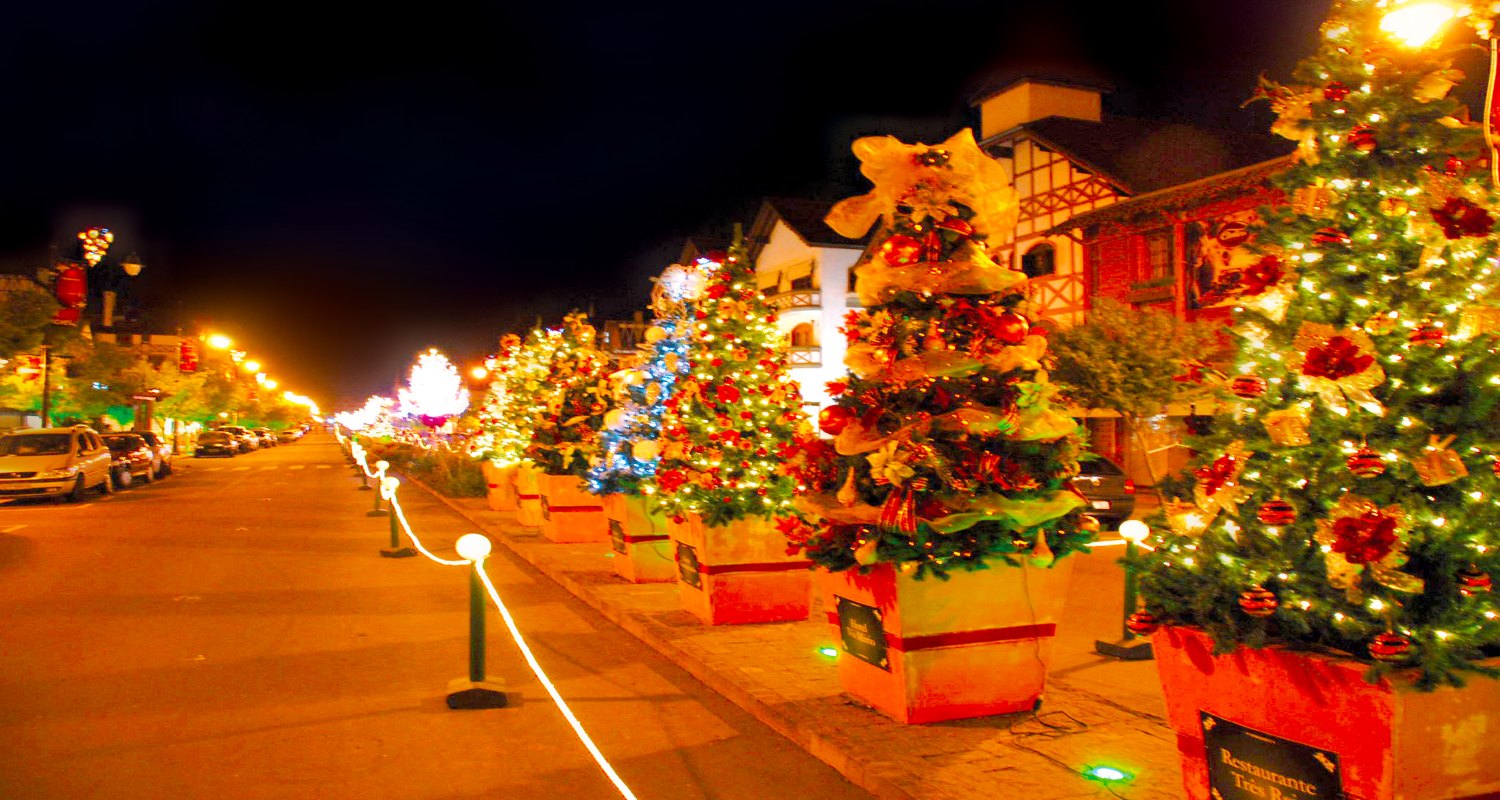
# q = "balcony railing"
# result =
<box><xmin>766</xmin><ymin>289</ymin><xmax>821</xmax><ymax>311</ymax></box>
<box><xmin>785</xmin><ymin>346</ymin><xmax>821</xmax><ymax>367</ymax></box>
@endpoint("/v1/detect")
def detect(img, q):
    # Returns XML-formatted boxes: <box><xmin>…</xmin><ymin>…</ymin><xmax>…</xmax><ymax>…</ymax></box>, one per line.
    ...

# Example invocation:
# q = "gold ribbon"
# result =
<box><xmin>1287</xmin><ymin>323</ymin><xmax>1386</xmax><ymax>417</ymax></box>
<box><xmin>1313</xmin><ymin>495</ymin><xmax>1424</xmax><ymax>602</ymax></box>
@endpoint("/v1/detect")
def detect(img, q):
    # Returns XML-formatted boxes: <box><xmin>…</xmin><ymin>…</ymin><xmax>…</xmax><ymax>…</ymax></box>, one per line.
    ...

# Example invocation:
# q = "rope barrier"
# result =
<box><xmin>339</xmin><ymin>428</ymin><xmax>637</xmax><ymax>800</ymax></box>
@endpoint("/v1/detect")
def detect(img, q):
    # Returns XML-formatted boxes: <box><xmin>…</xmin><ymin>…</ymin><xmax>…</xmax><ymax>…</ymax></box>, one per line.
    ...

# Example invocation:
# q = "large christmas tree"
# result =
<box><xmin>1139</xmin><ymin>0</ymin><xmax>1500</xmax><ymax>686</ymax></box>
<box><xmin>588</xmin><ymin>264</ymin><xmax>701</xmax><ymax>496</ymax></box>
<box><xmin>785</xmin><ymin>130</ymin><xmax>1092</xmax><ymax>579</ymax></box>
<box><xmin>526</xmin><ymin>311</ymin><xmax>612</xmax><ymax>477</ymax></box>
<box><xmin>654</xmin><ymin>237</ymin><xmax>807</xmax><ymax>526</ymax></box>
<box><xmin>469</xmin><ymin>329</ymin><xmax>559</xmax><ymax>467</ymax></box>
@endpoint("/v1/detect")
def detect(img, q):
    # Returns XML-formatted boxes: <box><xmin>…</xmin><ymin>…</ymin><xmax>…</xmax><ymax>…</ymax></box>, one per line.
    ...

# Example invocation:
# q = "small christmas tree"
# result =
<box><xmin>469</xmin><ymin>332</ymin><xmax>554</xmax><ymax>467</ymax></box>
<box><xmin>526</xmin><ymin>311</ymin><xmax>612</xmax><ymax>477</ymax></box>
<box><xmin>786</xmin><ymin>129</ymin><xmax>1092</xmax><ymax>579</ymax></box>
<box><xmin>1139</xmin><ymin>0</ymin><xmax>1500</xmax><ymax>687</ymax></box>
<box><xmin>397</xmin><ymin>348</ymin><xmax>469</xmax><ymax>431</ymax></box>
<box><xmin>588</xmin><ymin>263</ymin><xmax>703</xmax><ymax>497</ymax></box>
<box><xmin>655</xmin><ymin>236</ymin><xmax>807</xmax><ymax>525</ymax></box>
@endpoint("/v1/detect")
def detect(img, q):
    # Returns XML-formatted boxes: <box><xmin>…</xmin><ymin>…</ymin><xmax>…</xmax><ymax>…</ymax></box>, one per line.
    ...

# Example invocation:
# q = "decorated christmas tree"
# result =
<box><xmin>526</xmin><ymin>311</ymin><xmax>612</xmax><ymax>477</ymax></box>
<box><xmin>784</xmin><ymin>130</ymin><xmax>1092</xmax><ymax>579</ymax></box>
<box><xmin>397</xmin><ymin>348</ymin><xmax>469</xmax><ymax>433</ymax></box>
<box><xmin>469</xmin><ymin>331</ymin><xmax>555</xmax><ymax>467</ymax></box>
<box><xmin>1138</xmin><ymin>0</ymin><xmax>1500</xmax><ymax>686</ymax></box>
<box><xmin>587</xmin><ymin>263</ymin><xmax>703</xmax><ymax>497</ymax></box>
<box><xmin>655</xmin><ymin>236</ymin><xmax>807</xmax><ymax>525</ymax></box>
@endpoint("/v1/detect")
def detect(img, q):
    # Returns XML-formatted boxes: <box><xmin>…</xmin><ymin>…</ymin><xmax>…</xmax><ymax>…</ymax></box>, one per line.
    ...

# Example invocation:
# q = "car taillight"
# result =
<box><xmin>1124</xmin><ymin>479</ymin><xmax>1136</xmax><ymax>495</ymax></box>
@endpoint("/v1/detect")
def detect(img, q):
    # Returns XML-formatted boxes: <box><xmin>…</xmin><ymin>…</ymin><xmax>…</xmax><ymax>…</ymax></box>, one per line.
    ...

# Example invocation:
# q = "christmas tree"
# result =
<box><xmin>1139</xmin><ymin>0</ymin><xmax>1500</xmax><ymax>687</ymax></box>
<box><xmin>526</xmin><ymin>311</ymin><xmax>612</xmax><ymax>477</ymax></box>
<box><xmin>784</xmin><ymin>130</ymin><xmax>1093</xmax><ymax>579</ymax></box>
<box><xmin>587</xmin><ymin>263</ymin><xmax>703</xmax><ymax>496</ymax></box>
<box><xmin>397</xmin><ymin>348</ymin><xmax>469</xmax><ymax>432</ymax></box>
<box><xmin>469</xmin><ymin>331</ymin><xmax>553</xmax><ymax>467</ymax></box>
<box><xmin>655</xmin><ymin>236</ymin><xmax>807</xmax><ymax>526</ymax></box>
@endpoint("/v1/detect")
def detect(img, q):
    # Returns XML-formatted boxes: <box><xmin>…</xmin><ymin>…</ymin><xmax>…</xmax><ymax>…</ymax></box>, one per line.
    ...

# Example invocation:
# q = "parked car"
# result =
<box><xmin>101</xmin><ymin>432</ymin><xmax>156</xmax><ymax>488</ymax></box>
<box><xmin>194</xmin><ymin>430</ymin><xmax>239</xmax><ymax>458</ymax></box>
<box><xmin>276</xmin><ymin>427</ymin><xmax>301</xmax><ymax>444</ymax></box>
<box><xmin>1070</xmin><ymin>456</ymin><xmax>1137</xmax><ymax>531</ymax></box>
<box><xmin>218</xmin><ymin>425</ymin><xmax>257</xmax><ymax>452</ymax></box>
<box><xmin>134</xmin><ymin>431</ymin><xmax>173</xmax><ymax>478</ymax></box>
<box><xmin>252</xmin><ymin>427</ymin><xmax>277</xmax><ymax>448</ymax></box>
<box><xmin>0</xmin><ymin>426</ymin><xmax>115</xmax><ymax>501</ymax></box>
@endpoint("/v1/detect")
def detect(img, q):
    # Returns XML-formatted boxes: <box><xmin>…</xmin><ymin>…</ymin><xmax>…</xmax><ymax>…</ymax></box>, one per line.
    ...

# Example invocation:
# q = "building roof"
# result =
<box><xmin>748</xmin><ymin>198</ymin><xmax>871</xmax><ymax>260</ymax></box>
<box><xmin>1048</xmin><ymin>154</ymin><xmax>1290</xmax><ymax>237</ymax></box>
<box><xmin>1009</xmin><ymin>116</ymin><xmax>1295</xmax><ymax>195</ymax></box>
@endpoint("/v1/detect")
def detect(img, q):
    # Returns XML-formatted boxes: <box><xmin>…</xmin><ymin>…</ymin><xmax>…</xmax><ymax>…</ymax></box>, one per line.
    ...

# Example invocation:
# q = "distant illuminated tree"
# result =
<box><xmin>398</xmin><ymin>348</ymin><xmax>469</xmax><ymax>429</ymax></box>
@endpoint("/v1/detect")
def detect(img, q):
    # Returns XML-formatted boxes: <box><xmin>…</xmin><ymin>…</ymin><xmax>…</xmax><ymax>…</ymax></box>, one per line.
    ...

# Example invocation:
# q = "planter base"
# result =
<box><xmin>605</xmin><ymin>494</ymin><xmax>675</xmax><ymax>583</ymax></box>
<box><xmin>670</xmin><ymin>514</ymin><xmax>811</xmax><ymax>625</ymax></box>
<box><xmin>1154</xmin><ymin>626</ymin><xmax>1500</xmax><ymax>800</ymax></box>
<box><xmin>482</xmin><ymin>462</ymin><xmax>518</xmax><ymax>512</ymax></box>
<box><xmin>515</xmin><ymin>465</ymin><xmax>543</xmax><ymax>528</ymax></box>
<box><xmin>820</xmin><ymin>560</ymin><xmax>1075</xmax><ymax>724</ymax></box>
<box><xmin>445</xmin><ymin>677</ymin><xmax>508</xmax><ymax>710</ymax></box>
<box><xmin>539</xmin><ymin>474</ymin><xmax>606</xmax><ymax>543</ymax></box>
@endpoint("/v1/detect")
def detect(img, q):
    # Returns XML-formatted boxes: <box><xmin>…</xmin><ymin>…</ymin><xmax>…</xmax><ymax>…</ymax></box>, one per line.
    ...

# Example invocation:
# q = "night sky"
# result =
<box><xmin>0</xmin><ymin>1</ymin><xmax>1334</xmax><ymax>409</ymax></box>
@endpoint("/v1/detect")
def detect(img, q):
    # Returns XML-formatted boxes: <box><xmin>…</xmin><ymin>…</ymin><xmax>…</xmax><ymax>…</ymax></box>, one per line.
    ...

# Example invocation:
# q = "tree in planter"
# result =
<box><xmin>1137</xmin><ymin>0</ymin><xmax>1500</xmax><ymax>688</ymax></box>
<box><xmin>655</xmin><ymin>236</ymin><xmax>806</xmax><ymax>526</ymax></box>
<box><xmin>786</xmin><ymin>130</ymin><xmax>1093</xmax><ymax>578</ymax></box>
<box><xmin>1047</xmin><ymin>297</ymin><xmax>1225</xmax><ymax>487</ymax></box>
<box><xmin>470</xmin><ymin>329</ymin><xmax>560</xmax><ymax>467</ymax></box>
<box><xmin>526</xmin><ymin>312</ymin><xmax>611</xmax><ymax>477</ymax></box>
<box><xmin>588</xmin><ymin>271</ymin><xmax>699</xmax><ymax>496</ymax></box>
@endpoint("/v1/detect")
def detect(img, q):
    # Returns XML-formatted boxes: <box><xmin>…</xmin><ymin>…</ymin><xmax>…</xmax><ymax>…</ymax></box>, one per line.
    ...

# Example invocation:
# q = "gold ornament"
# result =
<box><xmin>1378</xmin><ymin>196</ymin><xmax>1410</xmax><ymax>217</ymax></box>
<box><xmin>1029</xmin><ymin>534</ymin><xmax>1055</xmax><ymax>568</ymax></box>
<box><xmin>1363</xmin><ymin>313</ymin><xmax>1399</xmax><ymax>336</ymax></box>
<box><xmin>1262</xmin><ymin>406</ymin><xmax>1312</xmax><ymax>447</ymax></box>
<box><xmin>1163</xmin><ymin>498</ymin><xmax>1215</xmax><ymax>538</ymax></box>
<box><xmin>1291</xmin><ymin>185</ymin><xmax>1336</xmax><ymax>217</ymax></box>
<box><xmin>1413</xmin><ymin>435</ymin><xmax>1468</xmax><ymax>486</ymax></box>
<box><xmin>1413</xmin><ymin>68</ymin><xmax>1461</xmax><ymax>102</ymax></box>
<box><xmin>836</xmin><ymin>468</ymin><xmax>859</xmax><ymax>507</ymax></box>
<box><xmin>1458</xmin><ymin>306</ymin><xmax>1500</xmax><ymax>338</ymax></box>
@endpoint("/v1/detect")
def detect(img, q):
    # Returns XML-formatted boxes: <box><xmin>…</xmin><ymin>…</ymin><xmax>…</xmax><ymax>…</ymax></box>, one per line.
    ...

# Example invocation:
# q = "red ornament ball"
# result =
<box><xmin>1256</xmin><ymin>498</ymin><xmax>1298</xmax><ymax>526</ymax></box>
<box><xmin>1312</xmin><ymin>227</ymin><xmax>1352</xmax><ymax>245</ymax></box>
<box><xmin>1409</xmin><ymin>322</ymin><xmax>1447</xmax><ymax>348</ymax></box>
<box><xmin>1493</xmin><ymin>458</ymin><xmax>1500</xmax><ymax>478</ymax></box>
<box><xmin>1126</xmin><ymin>609</ymin><xmax>1160</xmax><ymax>636</ymax></box>
<box><xmin>1347</xmin><ymin>447</ymin><xmax>1386</xmax><ymax>478</ymax></box>
<box><xmin>879</xmin><ymin>234</ymin><xmax>924</xmax><ymax>267</ymax></box>
<box><xmin>993</xmin><ymin>311</ymin><xmax>1030</xmax><ymax>345</ymax></box>
<box><xmin>1369</xmin><ymin>631</ymin><xmax>1412</xmax><ymax>662</ymax></box>
<box><xmin>817</xmin><ymin>405</ymin><xmax>855</xmax><ymax>436</ymax></box>
<box><xmin>1324</xmin><ymin>82</ymin><xmax>1351</xmax><ymax>102</ymax></box>
<box><xmin>1230</xmin><ymin>375</ymin><xmax>1267</xmax><ymax>399</ymax></box>
<box><xmin>1238</xmin><ymin>586</ymin><xmax>1279</xmax><ymax>618</ymax></box>
<box><xmin>1347</xmin><ymin>125</ymin><xmax>1378</xmax><ymax>153</ymax></box>
<box><xmin>935</xmin><ymin>216</ymin><xmax>974</xmax><ymax>240</ymax></box>
<box><xmin>1458</xmin><ymin>565</ymin><xmax>1493</xmax><ymax>596</ymax></box>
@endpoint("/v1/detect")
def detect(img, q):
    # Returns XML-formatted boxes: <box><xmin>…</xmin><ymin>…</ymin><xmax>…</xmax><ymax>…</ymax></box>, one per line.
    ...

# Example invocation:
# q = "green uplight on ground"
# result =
<box><xmin>818</xmin><ymin>647</ymin><xmax>838</xmax><ymax>658</ymax></box>
<box><xmin>1083</xmin><ymin>765</ymin><xmax>1132</xmax><ymax>783</ymax></box>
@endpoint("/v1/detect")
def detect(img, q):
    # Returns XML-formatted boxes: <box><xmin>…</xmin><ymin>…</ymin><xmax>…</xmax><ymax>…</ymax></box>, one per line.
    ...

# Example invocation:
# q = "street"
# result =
<box><xmin>0</xmin><ymin>432</ymin><xmax>871</xmax><ymax>800</ymax></box>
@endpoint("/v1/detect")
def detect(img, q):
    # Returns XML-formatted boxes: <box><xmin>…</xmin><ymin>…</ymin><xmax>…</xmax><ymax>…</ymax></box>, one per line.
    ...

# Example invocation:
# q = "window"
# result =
<box><xmin>1140</xmin><ymin>229</ymin><xmax>1173</xmax><ymax>282</ymax></box>
<box><xmin>790</xmin><ymin>274</ymin><xmax>813</xmax><ymax>290</ymax></box>
<box><xmin>1021</xmin><ymin>243</ymin><xmax>1056</xmax><ymax>278</ymax></box>
<box><xmin>790</xmin><ymin>323</ymin><xmax>816</xmax><ymax>347</ymax></box>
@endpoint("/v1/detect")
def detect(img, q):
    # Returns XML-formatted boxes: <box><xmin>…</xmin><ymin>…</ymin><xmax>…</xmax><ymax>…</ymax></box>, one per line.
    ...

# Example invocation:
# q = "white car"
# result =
<box><xmin>0</xmin><ymin>426</ymin><xmax>116</xmax><ymax>502</ymax></box>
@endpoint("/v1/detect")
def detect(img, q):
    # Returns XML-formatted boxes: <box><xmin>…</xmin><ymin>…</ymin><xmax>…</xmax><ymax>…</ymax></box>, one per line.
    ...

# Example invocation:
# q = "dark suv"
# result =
<box><xmin>1071</xmin><ymin>456</ymin><xmax>1136</xmax><ymax>531</ymax></box>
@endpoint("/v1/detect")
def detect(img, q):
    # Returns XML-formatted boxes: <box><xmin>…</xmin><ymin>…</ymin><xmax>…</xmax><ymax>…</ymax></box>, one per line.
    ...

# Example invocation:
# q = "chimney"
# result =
<box><xmin>973</xmin><ymin>77</ymin><xmax>1105</xmax><ymax>141</ymax></box>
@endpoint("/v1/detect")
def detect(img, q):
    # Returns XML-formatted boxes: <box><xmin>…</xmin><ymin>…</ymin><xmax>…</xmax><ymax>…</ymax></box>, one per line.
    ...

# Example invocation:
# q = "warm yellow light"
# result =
<box><xmin>262</xmin><ymin>378</ymin><xmax>278</xmax><ymax>390</ymax></box>
<box><xmin>456</xmin><ymin>533</ymin><xmax>492</xmax><ymax>561</ymax></box>
<box><xmin>1119</xmin><ymin>519</ymin><xmax>1150</xmax><ymax>543</ymax></box>
<box><xmin>243</xmin><ymin>360</ymin><xmax>261</xmax><ymax>374</ymax></box>
<box><xmin>470</xmin><ymin>365</ymin><xmax>489</xmax><ymax>381</ymax></box>
<box><xmin>206</xmin><ymin>333</ymin><xmax>232</xmax><ymax>350</ymax></box>
<box><xmin>1380</xmin><ymin>1</ymin><xmax>1459</xmax><ymax>47</ymax></box>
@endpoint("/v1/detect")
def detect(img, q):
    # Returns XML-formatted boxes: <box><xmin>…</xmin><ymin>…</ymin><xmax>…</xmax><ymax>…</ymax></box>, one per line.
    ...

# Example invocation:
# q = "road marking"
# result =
<box><xmin>288</xmin><ymin>465</ymin><xmax>305</xmax><ymax>470</ymax></box>
<box><xmin>0</xmin><ymin>524</ymin><xmax>26</xmax><ymax>533</ymax></box>
<box><xmin>259</xmin><ymin>466</ymin><xmax>278</xmax><ymax>471</ymax></box>
<box><xmin>316</xmin><ymin>465</ymin><xmax>332</xmax><ymax>469</ymax></box>
<box><xmin>233</xmin><ymin>467</ymin><xmax>251</xmax><ymax>472</ymax></box>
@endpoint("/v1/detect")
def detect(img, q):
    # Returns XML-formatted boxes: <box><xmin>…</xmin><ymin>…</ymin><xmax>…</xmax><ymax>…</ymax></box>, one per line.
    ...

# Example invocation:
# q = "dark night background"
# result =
<box><xmin>0</xmin><ymin>1</ymin><xmax>1334</xmax><ymax>409</ymax></box>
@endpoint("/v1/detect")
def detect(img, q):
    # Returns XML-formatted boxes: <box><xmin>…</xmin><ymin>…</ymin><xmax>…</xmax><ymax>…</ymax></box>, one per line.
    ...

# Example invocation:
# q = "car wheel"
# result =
<box><xmin>66</xmin><ymin>476</ymin><xmax>86</xmax><ymax>503</ymax></box>
<box><xmin>99</xmin><ymin>472</ymin><xmax>116</xmax><ymax>495</ymax></box>
<box><xmin>141</xmin><ymin>467</ymin><xmax>154</xmax><ymax>484</ymax></box>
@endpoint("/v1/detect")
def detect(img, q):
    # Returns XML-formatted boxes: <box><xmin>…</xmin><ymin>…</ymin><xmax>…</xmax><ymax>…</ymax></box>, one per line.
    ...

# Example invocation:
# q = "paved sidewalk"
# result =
<box><xmin>408</xmin><ymin>481</ymin><xmax>1183</xmax><ymax>800</ymax></box>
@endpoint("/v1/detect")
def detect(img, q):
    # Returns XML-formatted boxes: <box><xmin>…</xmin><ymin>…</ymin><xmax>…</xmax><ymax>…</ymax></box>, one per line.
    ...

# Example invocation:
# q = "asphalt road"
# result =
<box><xmin>0</xmin><ymin>431</ymin><xmax>871</xmax><ymax>800</ymax></box>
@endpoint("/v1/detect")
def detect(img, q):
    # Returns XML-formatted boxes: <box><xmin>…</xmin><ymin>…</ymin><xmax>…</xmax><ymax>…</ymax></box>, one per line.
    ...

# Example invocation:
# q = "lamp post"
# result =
<box><xmin>446</xmin><ymin>533</ymin><xmax>507</xmax><ymax>709</ymax></box>
<box><xmin>1094</xmin><ymin>519</ymin><xmax>1155</xmax><ymax>661</ymax></box>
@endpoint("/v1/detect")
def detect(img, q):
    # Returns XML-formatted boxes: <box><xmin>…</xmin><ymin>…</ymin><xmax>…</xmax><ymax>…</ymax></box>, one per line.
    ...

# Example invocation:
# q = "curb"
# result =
<box><xmin>398</xmin><ymin>473</ymin><xmax>915</xmax><ymax>800</ymax></box>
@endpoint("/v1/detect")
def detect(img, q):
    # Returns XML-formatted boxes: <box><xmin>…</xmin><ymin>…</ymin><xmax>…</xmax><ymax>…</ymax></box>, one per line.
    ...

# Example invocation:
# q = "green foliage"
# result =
<box><xmin>367</xmin><ymin>441</ymin><xmax>486</xmax><ymax>497</ymax></box>
<box><xmin>0</xmin><ymin>283</ymin><xmax>60</xmax><ymax>360</ymax></box>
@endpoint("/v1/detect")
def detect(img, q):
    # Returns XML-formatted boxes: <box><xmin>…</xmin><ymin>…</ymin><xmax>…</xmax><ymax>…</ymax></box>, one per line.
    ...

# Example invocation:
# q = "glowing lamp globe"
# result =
<box><xmin>456</xmin><ymin>533</ymin><xmax>492</xmax><ymax>561</ymax></box>
<box><xmin>1380</xmin><ymin>1</ymin><xmax>1459</xmax><ymax>47</ymax></box>
<box><xmin>1119</xmin><ymin>519</ymin><xmax>1150</xmax><ymax>544</ymax></box>
<box><xmin>375</xmin><ymin>460</ymin><xmax>390</xmax><ymax>472</ymax></box>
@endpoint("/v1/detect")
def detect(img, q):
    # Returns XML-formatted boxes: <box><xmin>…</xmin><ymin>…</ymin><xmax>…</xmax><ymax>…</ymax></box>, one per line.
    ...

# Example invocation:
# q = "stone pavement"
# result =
<box><xmin>408</xmin><ymin>480</ymin><xmax>1183</xmax><ymax>800</ymax></box>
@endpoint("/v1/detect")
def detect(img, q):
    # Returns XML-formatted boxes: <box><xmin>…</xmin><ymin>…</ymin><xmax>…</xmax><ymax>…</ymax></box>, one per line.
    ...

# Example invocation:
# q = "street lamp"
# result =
<box><xmin>206</xmin><ymin>333</ymin><xmax>232</xmax><ymax>350</ymax></box>
<box><xmin>1380</xmin><ymin>0</ymin><xmax>1461</xmax><ymax>47</ymax></box>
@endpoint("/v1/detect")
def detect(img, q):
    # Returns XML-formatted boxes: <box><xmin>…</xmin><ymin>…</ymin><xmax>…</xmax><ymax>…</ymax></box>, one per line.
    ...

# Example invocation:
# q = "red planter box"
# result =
<box><xmin>481</xmin><ymin>461</ymin><xmax>518</xmax><ymax>512</ymax></box>
<box><xmin>604</xmin><ymin>493</ymin><xmax>674</xmax><ymax>583</ymax></box>
<box><xmin>1154</xmin><ymin>625</ymin><xmax>1500</xmax><ymax>800</ymax></box>
<box><xmin>819</xmin><ymin>559</ymin><xmax>1075</xmax><ymax>724</ymax></box>
<box><xmin>538</xmin><ymin>474</ymin><xmax>607</xmax><ymax>543</ymax></box>
<box><xmin>515</xmin><ymin>464</ymin><xmax>543</xmax><ymax>528</ymax></box>
<box><xmin>669</xmin><ymin>513</ymin><xmax>811</xmax><ymax>625</ymax></box>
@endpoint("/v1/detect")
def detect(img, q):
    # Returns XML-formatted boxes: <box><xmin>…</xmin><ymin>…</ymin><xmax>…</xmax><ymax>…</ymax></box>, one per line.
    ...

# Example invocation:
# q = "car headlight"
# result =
<box><xmin>37</xmin><ymin>465</ymin><xmax>81</xmax><ymax>479</ymax></box>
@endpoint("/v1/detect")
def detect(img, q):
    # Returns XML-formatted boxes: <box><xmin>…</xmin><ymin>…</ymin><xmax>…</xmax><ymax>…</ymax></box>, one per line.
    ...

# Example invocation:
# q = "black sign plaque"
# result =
<box><xmin>676</xmin><ymin>542</ymin><xmax>701</xmax><ymax>589</ymax></box>
<box><xmin>608</xmin><ymin>519</ymin><xmax>626</xmax><ymax>554</ymax></box>
<box><xmin>1201</xmin><ymin>711</ymin><xmax>1341</xmax><ymax>800</ymax></box>
<box><xmin>540</xmin><ymin>496</ymin><xmax>551</xmax><ymax>521</ymax></box>
<box><xmin>836</xmin><ymin>597</ymin><xmax>890</xmax><ymax>671</ymax></box>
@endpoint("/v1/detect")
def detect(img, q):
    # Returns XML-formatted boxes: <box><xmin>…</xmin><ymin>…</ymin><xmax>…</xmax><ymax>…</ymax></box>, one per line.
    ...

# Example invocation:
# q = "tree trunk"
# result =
<box><xmin>1122</xmin><ymin>412</ymin><xmax>1164</xmax><ymax>489</ymax></box>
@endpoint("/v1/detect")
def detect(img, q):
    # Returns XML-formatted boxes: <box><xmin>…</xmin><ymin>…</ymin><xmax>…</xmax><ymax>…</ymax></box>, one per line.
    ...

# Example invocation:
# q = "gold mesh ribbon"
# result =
<box><xmin>1313</xmin><ymin>495</ymin><xmax>1424</xmax><ymax>602</ymax></box>
<box><xmin>1287</xmin><ymin>323</ymin><xmax>1385</xmax><ymax>416</ymax></box>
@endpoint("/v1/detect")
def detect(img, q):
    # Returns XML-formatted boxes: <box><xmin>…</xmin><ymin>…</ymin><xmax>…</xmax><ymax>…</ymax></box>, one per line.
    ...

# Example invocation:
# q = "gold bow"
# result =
<box><xmin>1313</xmin><ymin>495</ymin><xmax>1423</xmax><ymax>602</ymax></box>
